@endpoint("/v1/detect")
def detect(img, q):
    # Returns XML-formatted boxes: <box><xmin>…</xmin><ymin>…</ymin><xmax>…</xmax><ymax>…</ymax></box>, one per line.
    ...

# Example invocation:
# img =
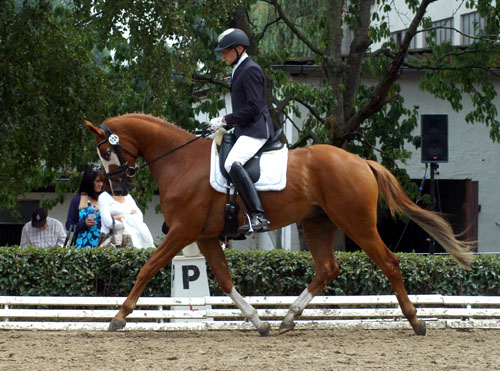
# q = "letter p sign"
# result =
<box><xmin>182</xmin><ymin>265</ymin><xmax>200</xmax><ymax>289</ymax></box>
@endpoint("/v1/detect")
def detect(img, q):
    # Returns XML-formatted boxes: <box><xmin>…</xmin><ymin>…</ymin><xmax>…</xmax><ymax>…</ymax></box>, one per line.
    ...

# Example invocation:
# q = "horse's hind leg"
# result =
<box><xmin>348</xmin><ymin>227</ymin><xmax>426</xmax><ymax>336</ymax></box>
<box><xmin>197</xmin><ymin>238</ymin><xmax>271</xmax><ymax>337</ymax></box>
<box><xmin>279</xmin><ymin>215</ymin><xmax>339</xmax><ymax>334</ymax></box>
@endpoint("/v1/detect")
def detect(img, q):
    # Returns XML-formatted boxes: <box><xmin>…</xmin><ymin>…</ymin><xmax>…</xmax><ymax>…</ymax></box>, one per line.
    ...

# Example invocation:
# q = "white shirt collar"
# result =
<box><xmin>232</xmin><ymin>53</ymin><xmax>248</xmax><ymax>78</ymax></box>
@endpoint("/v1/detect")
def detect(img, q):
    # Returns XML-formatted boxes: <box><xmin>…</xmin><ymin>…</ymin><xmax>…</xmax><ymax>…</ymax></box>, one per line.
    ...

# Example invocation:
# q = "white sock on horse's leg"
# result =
<box><xmin>282</xmin><ymin>288</ymin><xmax>313</xmax><ymax>327</ymax></box>
<box><xmin>227</xmin><ymin>286</ymin><xmax>265</xmax><ymax>330</ymax></box>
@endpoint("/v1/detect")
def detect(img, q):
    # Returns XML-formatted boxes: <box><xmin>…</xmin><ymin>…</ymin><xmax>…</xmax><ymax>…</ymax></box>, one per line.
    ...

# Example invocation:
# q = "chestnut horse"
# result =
<box><xmin>85</xmin><ymin>113</ymin><xmax>474</xmax><ymax>336</ymax></box>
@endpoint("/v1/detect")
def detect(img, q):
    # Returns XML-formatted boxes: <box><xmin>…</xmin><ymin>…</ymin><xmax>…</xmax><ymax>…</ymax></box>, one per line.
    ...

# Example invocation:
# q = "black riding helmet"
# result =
<box><xmin>214</xmin><ymin>28</ymin><xmax>249</xmax><ymax>51</ymax></box>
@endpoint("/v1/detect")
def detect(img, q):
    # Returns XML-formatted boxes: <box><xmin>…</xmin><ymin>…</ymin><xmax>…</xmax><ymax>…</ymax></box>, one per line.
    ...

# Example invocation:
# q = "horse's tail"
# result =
<box><xmin>366</xmin><ymin>160</ymin><xmax>475</xmax><ymax>269</ymax></box>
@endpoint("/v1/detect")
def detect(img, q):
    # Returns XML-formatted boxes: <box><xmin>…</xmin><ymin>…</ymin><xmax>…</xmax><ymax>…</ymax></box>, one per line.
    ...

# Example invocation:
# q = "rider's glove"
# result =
<box><xmin>209</xmin><ymin>117</ymin><xmax>226</xmax><ymax>132</ymax></box>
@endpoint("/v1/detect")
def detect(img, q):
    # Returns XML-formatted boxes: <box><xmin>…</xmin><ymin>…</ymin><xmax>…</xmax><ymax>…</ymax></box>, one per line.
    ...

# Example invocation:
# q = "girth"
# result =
<box><xmin>218</xmin><ymin>129</ymin><xmax>284</xmax><ymax>184</ymax></box>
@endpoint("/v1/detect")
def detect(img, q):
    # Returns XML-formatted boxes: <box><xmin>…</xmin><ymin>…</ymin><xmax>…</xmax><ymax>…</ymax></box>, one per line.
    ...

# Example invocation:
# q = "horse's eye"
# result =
<box><xmin>104</xmin><ymin>148</ymin><xmax>112</xmax><ymax>160</ymax></box>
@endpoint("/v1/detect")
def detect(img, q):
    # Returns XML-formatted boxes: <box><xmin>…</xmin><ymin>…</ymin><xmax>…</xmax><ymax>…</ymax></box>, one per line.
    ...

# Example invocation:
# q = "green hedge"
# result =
<box><xmin>0</xmin><ymin>246</ymin><xmax>498</xmax><ymax>297</ymax></box>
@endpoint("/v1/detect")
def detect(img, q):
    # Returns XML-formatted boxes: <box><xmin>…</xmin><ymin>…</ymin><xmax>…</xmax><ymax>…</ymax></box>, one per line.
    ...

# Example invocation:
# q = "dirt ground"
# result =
<box><xmin>0</xmin><ymin>328</ymin><xmax>499</xmax><ymax>371</ymax></box>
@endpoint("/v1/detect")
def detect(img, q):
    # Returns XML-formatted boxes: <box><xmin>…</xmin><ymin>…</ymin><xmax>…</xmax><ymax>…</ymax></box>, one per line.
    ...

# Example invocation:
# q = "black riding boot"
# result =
<box><xmin>229</xmin><ymin>162</ymin><xmax>270</xmax><ymax>234</ymax></box>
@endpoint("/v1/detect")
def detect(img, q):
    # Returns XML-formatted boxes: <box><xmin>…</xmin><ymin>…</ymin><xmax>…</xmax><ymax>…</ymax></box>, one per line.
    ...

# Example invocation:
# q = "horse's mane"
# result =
<box><xmin>107</xmin><ymin>113</ymin><xmax>193</xmax><ymax>136</ymax></box>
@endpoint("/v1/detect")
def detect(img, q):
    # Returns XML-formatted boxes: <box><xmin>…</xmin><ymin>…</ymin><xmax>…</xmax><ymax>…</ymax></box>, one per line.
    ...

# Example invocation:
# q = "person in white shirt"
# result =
<box><xmin>97</xmin><ymin>182</ymin><xmax>154</xmax><ymax>248</ymax></box>
<box><xmin>98</xmin><ymin>190</ymin><xmax>142</xmax><ymax>235</ymax></box>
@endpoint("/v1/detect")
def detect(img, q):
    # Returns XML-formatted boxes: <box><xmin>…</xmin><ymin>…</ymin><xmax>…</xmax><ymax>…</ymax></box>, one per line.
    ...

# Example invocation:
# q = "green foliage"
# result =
<box><xmin>251</xmin><ymin>0</ymin><xmax>327</xmax><ymax>57</ymax></box>
<box><xmin>417</xmin><ymin>40</ymin><xmax>500</xmax><ymax>141</ymax></box>
<box><xmin>0</xmin><ymin>247</ymin><xmax>498</xmax><ymax>297</ymax></box>
<box><xmin>0</xmin><ymin>0</ymin><xmax>242</xmax><ymax>214</ymax></box>
<box><xmin>253</xmin><ymin>0</ymin><xmax>500</xmax><ymax>184</ymax></box>
<box><xmin>222</xmin><ymin>250</ymin><xmax>500</xmax><ymax>296</ymax></box>
<box><xmin>0</xmin><ymin>0</ymin><xmax>118</xmax><ymax>211</ymax></box>
<box><xmin>0</xmin><ymin>246</ymin><xmax>171</xmax><ymax>296</ymax></box>
<box><xmin>3</xmin><ymin>0</ymin><xmax>500</xmax><ymax>216</ymax></box>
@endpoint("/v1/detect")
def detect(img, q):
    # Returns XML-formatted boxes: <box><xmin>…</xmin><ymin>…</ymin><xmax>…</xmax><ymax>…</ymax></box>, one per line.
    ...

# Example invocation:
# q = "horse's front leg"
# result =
<box><xmin>197</xmin><ymin>238</ymin><xmax>271</xmax><ymax>337</ymax></box>
<box><xmin>108</xmin><ymin>228</ymin><xmax>194</xmax><ymax>331</ymax></box>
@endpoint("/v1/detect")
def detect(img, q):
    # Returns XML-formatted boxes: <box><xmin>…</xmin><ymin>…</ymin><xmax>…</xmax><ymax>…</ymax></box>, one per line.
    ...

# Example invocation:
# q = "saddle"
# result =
<box><xmin>218</xmin><ymin>129</ymin><xmax>284</xmax><ymax>184</ymax></box>
<box><xmin>218</xmin><ymin>129</ymin><xmax>284</xmax><ymax>241</ymax></box>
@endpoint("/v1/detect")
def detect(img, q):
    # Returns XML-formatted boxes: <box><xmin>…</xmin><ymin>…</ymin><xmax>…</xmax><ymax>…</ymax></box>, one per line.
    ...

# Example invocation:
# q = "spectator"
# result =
<box><xmin>20</xmin><ymin>207</ymin><xmax>66</xmax><ymax>247</ymax></box>
<box><xmin>98</xmin><ymin>179</ymin><xmax>154</xmax><ymax>248</ymax></box>
<box><xmin>65</xmin><ymin>165</ymin><xmax>105</xmax><ymax>248</ymax></box>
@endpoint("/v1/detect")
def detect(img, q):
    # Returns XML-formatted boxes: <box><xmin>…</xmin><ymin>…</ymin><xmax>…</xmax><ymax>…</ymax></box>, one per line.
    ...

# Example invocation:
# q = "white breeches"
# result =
<box><xmin>224</xmin><ymin>135</ymin><xmax>267</xmax><ymax>173</ymax></box>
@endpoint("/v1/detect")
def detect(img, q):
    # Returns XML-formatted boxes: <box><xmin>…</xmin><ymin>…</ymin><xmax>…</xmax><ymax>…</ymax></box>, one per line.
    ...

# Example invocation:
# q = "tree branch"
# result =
<box><xmin>275</xmin><ymin>95</ymin><xmax>293</xmax><ymax>117</ymax></box>
<box><xmin>403</xmin><ymin>61</ymin><xmax>500</xmax><ymax>78</ymax></box>
<box><xmin>343</xmin><ymin>0</ymin><xmax>374</xmax><ymax>118</ymax></box>
<box><xmin>346</xmin><ymin>0</ymin><xmax>437</xmax><ymax>133</ymax></box>
<box><xmin>293</xmin><ymin>97</ymin><xmax>325</xmax><ymax>123</ymax></box>
<box><xmin>291</xmin><ymin>130</ymin><xmax>325</xmax><ymax>148</ymax></box>
<box><xmin>418</xmin><ymin>25</ymin><xmax>500</xmax><ymax>43</ymax></box>
<box><xmin>74</xmin><ymin>10</ymin><xmax>104</xmax><ymax>27</ymax></box>
<box><xmin>349</xmin><ymin>130</ymin><xmax>390</xmax><ymax>156</ymax></box>
<box><xmin>343</xmin><ymin>94</ymin><xmax>400</xmax><ymax>142</ymax></box>
<box><xmin>377</xmin><ymin>46</ymin><xmax>500</xmax><ymax>77</ymax></box>
<box><xmin>192</xmin><ymin>72</ymin><xmax>230</xmax><ymax>89</ymax></box>
<box><xmin>267</xmin><ymin>0</ymin><xmax>324</xmax><ymax>56</ymax></box>
<box><xmin>255</xmin><ymin>16</ymin><xmax>282</xmax><ymax>43</ymax></box>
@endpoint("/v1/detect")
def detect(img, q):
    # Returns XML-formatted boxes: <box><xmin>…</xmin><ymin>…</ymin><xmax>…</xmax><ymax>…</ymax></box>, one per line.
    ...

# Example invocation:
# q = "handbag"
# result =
<box><xmin>97</xmin><ymin>218</ymin><xmax>132</xmax><ymax>248</ymax></box>
<box><xmin>63</xmin><ymin>224</ymin><xmax>78</xmax><ymax>248</ymax></box>
<box><xmin>97</xmin><ymin>231</ymin><xmax>132</xmax><ymax>248</ymax></box>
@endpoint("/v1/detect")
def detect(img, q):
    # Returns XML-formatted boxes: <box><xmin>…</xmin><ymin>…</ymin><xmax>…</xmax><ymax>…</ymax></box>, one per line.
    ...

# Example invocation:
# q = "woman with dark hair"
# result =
<box><xmin>65</xmin><ymin>165</ymin><xmax>105</xmax><ymax>248</ymax></box>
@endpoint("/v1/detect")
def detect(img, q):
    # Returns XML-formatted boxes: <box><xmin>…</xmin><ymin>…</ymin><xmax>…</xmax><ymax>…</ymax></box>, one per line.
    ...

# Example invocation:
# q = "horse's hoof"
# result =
<box><xmin>108</xmin><ymin>319</ymin><xmax>126</xmax><ymax>332</ymax></box>
<box><xmin>278</xmin><ymin>322</ymin><xmax>295</xmax><ymax>335</ymax></box>
<box><xmin>258</xmin><ymin>322</ymin><xmax>271</xmax><ymax>337</ymax></box>
<box><xmin>413</xmin><ymin>320</ymin><xmax>427</xmax><ymax>336</ymax></box>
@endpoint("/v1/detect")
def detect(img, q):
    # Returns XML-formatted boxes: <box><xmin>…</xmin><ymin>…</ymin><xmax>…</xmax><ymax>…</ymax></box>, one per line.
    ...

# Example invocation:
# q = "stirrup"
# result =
<box><xmin>237</xmin><ymin>214</ymin><xmax>270</xmax><ymax>234</ymax></box>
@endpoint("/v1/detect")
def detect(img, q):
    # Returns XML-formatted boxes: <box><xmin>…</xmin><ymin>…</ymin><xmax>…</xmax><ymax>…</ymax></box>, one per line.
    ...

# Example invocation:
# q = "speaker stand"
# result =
<box><xmin>426</xmin><ymin>163</ymin><xmax>439</xmax><ymax>254</ymax></box>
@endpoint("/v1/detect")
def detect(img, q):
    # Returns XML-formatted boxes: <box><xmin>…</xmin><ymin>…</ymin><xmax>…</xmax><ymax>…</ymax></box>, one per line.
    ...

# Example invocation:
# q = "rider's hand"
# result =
<box><xmin>209</xmin><ymin>117</ymin><xmax>226</xmax><ymax>132</ymax></box>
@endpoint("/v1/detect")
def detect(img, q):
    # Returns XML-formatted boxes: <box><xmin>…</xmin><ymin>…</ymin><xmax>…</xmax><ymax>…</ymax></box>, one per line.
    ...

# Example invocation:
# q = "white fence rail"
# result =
<box><xmin>1</xmin><ymin>295</ymin><xmax>499</xmax><ymax>331</ymax></box>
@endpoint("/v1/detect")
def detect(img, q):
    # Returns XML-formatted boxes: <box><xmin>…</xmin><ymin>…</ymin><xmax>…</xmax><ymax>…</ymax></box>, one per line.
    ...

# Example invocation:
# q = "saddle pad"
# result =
<box><xmin>209</xmin><ymin>140</ymin><xmax>288</xmax><ymax>193</ymax></box>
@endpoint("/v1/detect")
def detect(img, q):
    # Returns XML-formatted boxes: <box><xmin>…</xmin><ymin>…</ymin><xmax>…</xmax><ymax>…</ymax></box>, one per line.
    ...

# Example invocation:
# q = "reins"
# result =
<box><xmin>98</xmin><ymin>123</ymin><xmax>210</xmax><ymax>179</ymax></box>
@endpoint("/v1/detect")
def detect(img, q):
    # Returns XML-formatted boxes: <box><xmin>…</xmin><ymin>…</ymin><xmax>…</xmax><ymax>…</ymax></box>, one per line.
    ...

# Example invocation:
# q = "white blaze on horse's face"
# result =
<box><xmin>96</xmin><ymin>147</ymin><xmax>120</xmax><ymax>173</ymax></box>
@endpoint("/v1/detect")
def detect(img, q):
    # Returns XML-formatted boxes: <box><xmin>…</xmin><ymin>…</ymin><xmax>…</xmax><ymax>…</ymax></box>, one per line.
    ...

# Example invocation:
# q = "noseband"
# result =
<box><xmin>96</xmin><ymin>123</ymin><xmax>210</xmax><ymax>180</ymax></box>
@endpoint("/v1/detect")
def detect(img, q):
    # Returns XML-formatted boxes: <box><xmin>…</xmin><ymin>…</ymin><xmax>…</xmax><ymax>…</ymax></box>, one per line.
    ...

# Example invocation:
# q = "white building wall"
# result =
<box><xmin>396</xmin><ymin>74</ymin><xmax>500</xmax><ymax>252</ymax></box>
<box><xmin>368</xmin><ymin>0</ymin><xmax>500</xmax><ymax>251</ymax></box>
<box><xmin>371</xmin><ymin>0</ymin><xmax>480</xmax><ymax>50</ymax></box>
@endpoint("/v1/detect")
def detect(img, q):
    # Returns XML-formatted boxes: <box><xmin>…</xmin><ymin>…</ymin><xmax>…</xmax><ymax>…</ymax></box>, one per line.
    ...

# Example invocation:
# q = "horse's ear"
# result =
<box><xmin>85</xmin><ymin>120</ymin><xmax>105</xmax><ymax>137</ymax></box>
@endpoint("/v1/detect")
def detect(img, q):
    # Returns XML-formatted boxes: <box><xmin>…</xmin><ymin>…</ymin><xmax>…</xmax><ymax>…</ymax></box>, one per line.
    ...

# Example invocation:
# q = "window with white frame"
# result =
<box><xmin>423</xmin><ymin>17</ymin><xmax>454</xmax><ymax>47</ymax></box>
<box><xmin>461</xmin><ymin>11</ymin><xmax>486</xmax><ymax>45</ymax></box>
<box><xmin>391</xmin><ymin>29</ymin><xmax>418</xmax><ymax>49</ymax></box>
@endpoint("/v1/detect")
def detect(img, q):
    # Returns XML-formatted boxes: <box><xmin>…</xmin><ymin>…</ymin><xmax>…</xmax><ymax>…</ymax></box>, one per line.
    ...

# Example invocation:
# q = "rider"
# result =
<box><xmin>210</xmin><ymin>28</ymin><xmax>274</xmax><ymax>233</ymax></box>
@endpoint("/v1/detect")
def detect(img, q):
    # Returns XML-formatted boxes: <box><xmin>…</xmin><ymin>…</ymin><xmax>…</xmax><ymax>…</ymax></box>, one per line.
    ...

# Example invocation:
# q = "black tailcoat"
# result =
<box><xmin>224</xmin><ymin>57</ymin><xmax>274</xmax><ymax>139</ymax></box>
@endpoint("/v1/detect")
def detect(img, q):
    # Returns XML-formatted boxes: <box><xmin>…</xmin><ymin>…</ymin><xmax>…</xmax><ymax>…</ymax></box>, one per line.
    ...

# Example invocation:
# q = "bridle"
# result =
<box><xmin>96</xmin><ymin>124</ymin><xmax>139</xmax><ymax>179</ymax></box>
<box><xmin>96</xmin><ymin>123</ymin><xmax>210</xmax><ymax>180</ymax></box>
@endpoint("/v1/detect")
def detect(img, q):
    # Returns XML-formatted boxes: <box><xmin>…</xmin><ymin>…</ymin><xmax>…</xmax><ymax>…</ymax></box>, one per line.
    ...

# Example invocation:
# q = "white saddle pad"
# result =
<box><xmin>209</xmin><ymin>140</ymin><xmax>288</xmax><ymax>193</ymax></box>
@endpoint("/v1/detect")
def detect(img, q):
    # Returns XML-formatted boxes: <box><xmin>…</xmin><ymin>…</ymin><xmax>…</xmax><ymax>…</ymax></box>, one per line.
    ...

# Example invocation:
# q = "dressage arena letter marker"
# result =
<box><xmin>171</xmin><ymin>253</ymin><xmax>213</xmax><ymax>322</ymax></box>
<box><xmin>182</xmin><ymin>265</ymin><xmax>200</xmax><ymax>289</ymax></box>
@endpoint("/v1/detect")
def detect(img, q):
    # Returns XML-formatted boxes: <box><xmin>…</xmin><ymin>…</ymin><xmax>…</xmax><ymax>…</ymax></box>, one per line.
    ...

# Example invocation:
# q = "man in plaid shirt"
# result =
<box><xmin>20</xmin><ymin>207</ymin><xmax>66</xmax><ymax>247</ymax></box>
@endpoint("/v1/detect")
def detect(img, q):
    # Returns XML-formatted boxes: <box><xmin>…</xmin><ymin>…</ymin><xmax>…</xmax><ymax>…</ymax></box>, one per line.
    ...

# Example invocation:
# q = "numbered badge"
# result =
<box><xmin>108</xmin><ymin>134</ymin><xmax>119</xmax><ymax>145</ymax></box>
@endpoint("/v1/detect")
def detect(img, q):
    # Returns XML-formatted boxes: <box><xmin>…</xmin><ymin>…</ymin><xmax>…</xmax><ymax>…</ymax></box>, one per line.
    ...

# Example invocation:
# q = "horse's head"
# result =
<box><xmin>85</xmin><ymin>120</ymin><xmax>139</xmax><ymax>194</ymax></box>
